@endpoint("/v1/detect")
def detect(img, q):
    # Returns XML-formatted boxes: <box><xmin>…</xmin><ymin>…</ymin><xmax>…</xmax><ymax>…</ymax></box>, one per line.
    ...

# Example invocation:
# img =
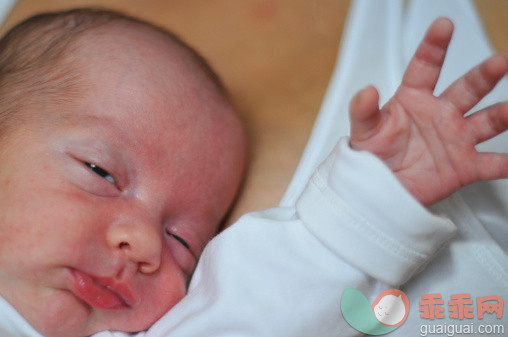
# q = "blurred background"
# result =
<box><xmin>1</xmin><ymin>0</ymin><xmax>507</xmax><ymax>225</ymax></box>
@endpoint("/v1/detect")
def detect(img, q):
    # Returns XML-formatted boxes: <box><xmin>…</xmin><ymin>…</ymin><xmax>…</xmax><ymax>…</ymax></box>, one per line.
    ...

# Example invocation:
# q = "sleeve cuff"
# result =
<box><xmin>296</xmin><ymin>137</ymin><xmax>456</xmax><ymax>285</ymax></box>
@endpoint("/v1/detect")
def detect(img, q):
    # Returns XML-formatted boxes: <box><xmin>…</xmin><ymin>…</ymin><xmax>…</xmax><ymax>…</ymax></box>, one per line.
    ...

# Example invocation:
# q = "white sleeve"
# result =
<box><xmin>95</xmin><ymin>137</ymin><xmax>456</xmax><ymax>337</ymax></box>
<box><xmin>297</xmin><ymin>137</ymin><xmax>456</xmax><ymax>285</ymax></box>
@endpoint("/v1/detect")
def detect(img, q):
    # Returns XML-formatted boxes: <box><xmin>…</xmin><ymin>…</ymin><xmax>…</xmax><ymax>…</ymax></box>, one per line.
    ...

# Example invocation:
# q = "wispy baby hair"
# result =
<box><xmin>0</xmin><ymin>8</ymin><xmax>224</xmax><ymax>136</ymax></box>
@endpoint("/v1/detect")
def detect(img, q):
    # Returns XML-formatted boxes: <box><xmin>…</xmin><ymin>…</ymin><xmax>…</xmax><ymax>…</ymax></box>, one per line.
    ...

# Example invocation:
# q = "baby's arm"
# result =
<box><xmin>349</xmin><ymin>18</ymin><xmax>508</xmax><ymax>205</ymax></box>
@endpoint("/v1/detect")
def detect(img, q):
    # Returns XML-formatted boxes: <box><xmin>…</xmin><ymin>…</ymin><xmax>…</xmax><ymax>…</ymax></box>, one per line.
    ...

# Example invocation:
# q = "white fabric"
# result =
<box><xmin>0</xmin><ymin>0</ymin><xmax>16</xmax><ymax>29</ymax></box>
<box><xmin>2</xmin><ymin>0</ymin><xmax>508</xmax><ymax>336</ymax></box>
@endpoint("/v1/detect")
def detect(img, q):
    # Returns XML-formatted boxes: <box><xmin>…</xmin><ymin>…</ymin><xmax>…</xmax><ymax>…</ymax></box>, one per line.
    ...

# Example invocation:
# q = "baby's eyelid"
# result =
<box><xmin>166</xmin><ymin>230</ymin><xmax>190</xmax><ymax>250</ymax></box>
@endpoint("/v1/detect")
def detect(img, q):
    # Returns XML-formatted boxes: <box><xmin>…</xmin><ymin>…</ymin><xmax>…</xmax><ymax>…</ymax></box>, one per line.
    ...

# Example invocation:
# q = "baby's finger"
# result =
<box><xmin>349</xmin><ymin>86</ymin><xmax>381</xmax><ymax>141</ymax></box>
<box><xmin>467</xmin><ymin>102</ymin><xmax>508</xmax><ymax>144</ymax></box>
<box><xmin>401</xmin><ymin>18</ymin><xmax>453</xmax><ymax>93</ymax></box>
<box><xmin>477</xmin><ymin>152</ymin><xmax>508</xmax><ymax>181</ymax></box>
<box><xmin>440</xmin><ymin>55</ymin><xmax>508</xmax><ymax>114</ymax></box>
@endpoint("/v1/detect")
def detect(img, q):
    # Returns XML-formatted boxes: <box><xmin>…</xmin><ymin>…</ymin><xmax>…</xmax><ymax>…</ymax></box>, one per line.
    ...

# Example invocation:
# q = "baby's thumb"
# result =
<box><xmin>349</xmin><ymin>85</ymin><xmax>381</xmax><ymax>141</ymax></box>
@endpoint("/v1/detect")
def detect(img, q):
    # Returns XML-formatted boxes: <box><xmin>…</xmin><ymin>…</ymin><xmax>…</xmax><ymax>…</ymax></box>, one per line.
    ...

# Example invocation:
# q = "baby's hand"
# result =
<box><xmin>349</xmin><ymin>18</ymin><xmax>508</xmax><ymax>205</ymax></box>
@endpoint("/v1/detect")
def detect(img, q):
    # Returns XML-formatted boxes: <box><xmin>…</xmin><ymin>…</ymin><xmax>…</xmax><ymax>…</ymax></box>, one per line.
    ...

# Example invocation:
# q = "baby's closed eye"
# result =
<box><xmin>166</xmin><ymin>231</ymin><xmax>190</xmax><ymax>249</ymax></box>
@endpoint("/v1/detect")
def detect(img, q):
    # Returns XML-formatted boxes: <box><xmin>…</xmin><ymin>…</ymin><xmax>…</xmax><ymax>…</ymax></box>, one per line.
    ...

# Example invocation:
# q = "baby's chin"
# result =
<box><xmin>83</xmin><ymin>299</ymin><xmax>175</xmax><ymax>337</ymax></box>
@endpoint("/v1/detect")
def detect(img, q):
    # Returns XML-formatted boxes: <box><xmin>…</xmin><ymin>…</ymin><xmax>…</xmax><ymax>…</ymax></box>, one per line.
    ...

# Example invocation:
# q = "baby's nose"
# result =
<box><xmin>106</xmin><ymin>221</ymin><xmax>162</xmax><ymax>274</ymax></box>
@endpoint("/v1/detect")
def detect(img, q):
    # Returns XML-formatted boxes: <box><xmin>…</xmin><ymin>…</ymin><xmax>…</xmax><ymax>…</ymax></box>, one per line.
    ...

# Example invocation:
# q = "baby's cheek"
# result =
<box><xmin>145</xmin><ymin>252</ymin><xmax>189</xmax><ymax>310</ymax></box>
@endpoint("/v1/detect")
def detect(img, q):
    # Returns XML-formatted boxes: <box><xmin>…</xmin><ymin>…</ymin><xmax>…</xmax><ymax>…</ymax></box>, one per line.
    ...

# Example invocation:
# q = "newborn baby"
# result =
<box><xmin>0</xmin><ymin>9</ymin><xmax>245</xmax><ymax>337</ymax></box>
<box><xmin>2</xmin><ymin>7</ymin><xmax>508</xmax><ymax>337</ymax></box>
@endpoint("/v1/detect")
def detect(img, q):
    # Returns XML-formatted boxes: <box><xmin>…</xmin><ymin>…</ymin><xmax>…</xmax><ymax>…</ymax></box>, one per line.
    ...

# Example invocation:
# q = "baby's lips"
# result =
<box><xmin>69</xmin><ymin>269</ymin><xmax>139</xmax><ymax>310</ymax></box>
<box><xmin>96</xmin><ymin>275</ymin><xmax>140</xmax><ymax>307</ymax></box>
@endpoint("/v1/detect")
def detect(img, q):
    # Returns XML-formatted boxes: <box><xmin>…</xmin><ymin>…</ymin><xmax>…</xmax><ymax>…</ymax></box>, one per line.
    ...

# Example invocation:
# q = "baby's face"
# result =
<box><xmin>0</xmin><ymin>26</ymin><xmax>244</xmax><ymax>337</ymax></box>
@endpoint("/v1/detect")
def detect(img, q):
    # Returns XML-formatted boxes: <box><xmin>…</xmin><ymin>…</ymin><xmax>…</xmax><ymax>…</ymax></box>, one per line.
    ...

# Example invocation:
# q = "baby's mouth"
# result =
<box><xmin>68</xmin><ymin>269</ymin><xmax>138</xmax><ymax>310</ymax></box>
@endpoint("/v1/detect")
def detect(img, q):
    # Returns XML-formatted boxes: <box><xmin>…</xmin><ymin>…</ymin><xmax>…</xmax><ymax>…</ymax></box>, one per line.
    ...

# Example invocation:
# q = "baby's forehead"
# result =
<box><xmin>62</xmin><ymin>27</ymin><xmax>235</xmax><ymax>139</ymax></box>
<box><xmin>0</xmin><ymin>10</ymin><xmax>222</xmax><ymax>132</ymax></box>
<box><xmin>73</xmin><ymin>23</ymin><xmax>222</xmax><ymax>108</ymax></box>
<box><xmin>76</xmin><ymin>22</ymin><xmax>199</xmax><ymax>77</ymax></box>
<box><xmin>15</xmin><ymin>14</ymin><xmax>239</xmax><ymax>152</ymax></box>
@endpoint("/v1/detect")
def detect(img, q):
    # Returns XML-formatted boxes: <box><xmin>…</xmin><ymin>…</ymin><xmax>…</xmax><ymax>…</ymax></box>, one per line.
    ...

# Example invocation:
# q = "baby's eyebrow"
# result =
<box><xmin>56</xmin><ymin>113</ymin><xmax>139</xmax><ymax>153</ymax></box>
